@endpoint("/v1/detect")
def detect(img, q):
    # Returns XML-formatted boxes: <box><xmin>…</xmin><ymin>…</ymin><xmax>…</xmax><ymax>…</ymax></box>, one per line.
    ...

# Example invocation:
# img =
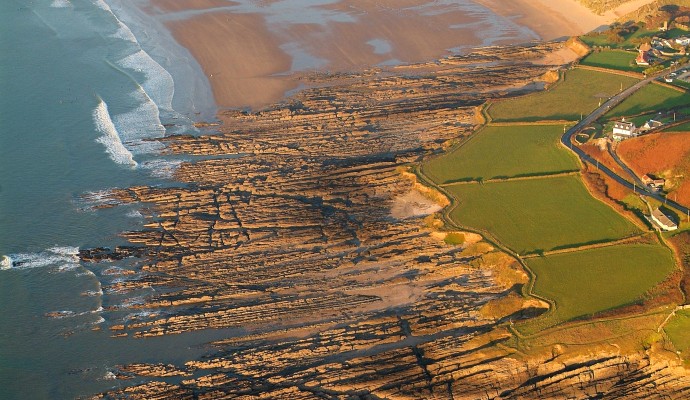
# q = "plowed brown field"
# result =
<box><xmin>618</xmin><ymin>132</ymin><xmax>690</xmax><ymax>205</ymax></box>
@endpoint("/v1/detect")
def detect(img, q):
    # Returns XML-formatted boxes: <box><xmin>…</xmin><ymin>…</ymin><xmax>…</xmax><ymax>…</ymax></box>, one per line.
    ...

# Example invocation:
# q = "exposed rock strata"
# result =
<box><xmin>87</xmin><ymin>43</ymin><xmax>690</xmax><ymax>399</ymax></box>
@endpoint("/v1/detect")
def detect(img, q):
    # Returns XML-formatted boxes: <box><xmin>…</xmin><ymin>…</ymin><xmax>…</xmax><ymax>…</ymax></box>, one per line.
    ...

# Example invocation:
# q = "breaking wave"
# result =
<box><xmin>93</xmin><ymin>0</ymin><xmax>178</xmax><ymax>167</ymax></box>
<box><xmin>93</xmin><ymin>99</ymin><xmax>137</xmax><ymax>167</ymax></box>
<box><xmin>4</xmin><ymin>246</ymin><xmax>80</xmax><ymax>271</ymax></box>
<box><xmin>112</xmin><ymin>88</ymin><xmax>166</xmax><ymax>154</ymax></box>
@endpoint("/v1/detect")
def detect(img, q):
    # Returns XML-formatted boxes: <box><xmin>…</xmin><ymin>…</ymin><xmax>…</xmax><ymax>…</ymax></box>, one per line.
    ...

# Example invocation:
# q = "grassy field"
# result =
<box><xmin>422</xmin><ymin>125</ymin><xmax>580</xmax><ymax>183</ymax></box>
<box><xmin>525</xmin><ymin>244</ymin><xmax>675</xmax><ymax>330</ymax></box>
<box><xmin>604</xmin><ymin>83</ymin><xmax>690</xmax><ymax>118</ymax></box>
<box><xmin>488</xmin><ymin>69</ymin><xmax>639</xmax><ymax>122</ymax></box>
<box><xmin>446</xmin><ymin>175</ymin><xmax>640</xmax><ymax>254</ymax></box>
<box><xmin>580</xmin><ymin>50</ymin><xmax>641</xmax><ymax>72</ymax></box>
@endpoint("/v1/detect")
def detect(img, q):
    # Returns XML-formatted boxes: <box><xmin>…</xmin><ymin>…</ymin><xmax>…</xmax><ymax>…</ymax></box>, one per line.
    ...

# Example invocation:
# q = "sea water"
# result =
<box><xmin>0</xmin><ymin>0</ymin><xmax>217</xmax><ymax>397</ymax></box>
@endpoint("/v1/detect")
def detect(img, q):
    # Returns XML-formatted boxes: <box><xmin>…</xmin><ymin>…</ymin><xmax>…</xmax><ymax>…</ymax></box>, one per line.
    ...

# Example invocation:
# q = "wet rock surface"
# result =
<box><xmin>85</xmin><ymin>43</ymin><xmax>690</xmax><ymax>399</ymax></box>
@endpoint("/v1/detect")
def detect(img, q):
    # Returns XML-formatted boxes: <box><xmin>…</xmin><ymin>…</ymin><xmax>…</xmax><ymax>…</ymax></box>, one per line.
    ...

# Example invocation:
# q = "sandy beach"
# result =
<box><xmin>144</xmin><ymin>0</ymin><xmax>658</xmax><ymax>109</ymax></box>
<box><xmin>476</xmin><ymin>0</ymin><xmax>658</xmax><ymax>40</ymax></box>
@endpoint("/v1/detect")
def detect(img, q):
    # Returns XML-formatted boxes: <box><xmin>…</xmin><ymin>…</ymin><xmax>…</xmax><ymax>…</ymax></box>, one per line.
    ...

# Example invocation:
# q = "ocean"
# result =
<box><xmin>0</xmin><ymin>0</ymin><xmax>217</xmax><ymax>397</ymax></box>
<box><xmin>0</xmin><ymin>0</ymin><xmax>538</xmax><ymax>397</ymax></box>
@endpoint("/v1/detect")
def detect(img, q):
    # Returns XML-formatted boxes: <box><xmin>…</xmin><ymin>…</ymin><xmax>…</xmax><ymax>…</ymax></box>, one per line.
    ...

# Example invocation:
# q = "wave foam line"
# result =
<box><xmin>93</xmin><ymin>98</ymin><xmax>137</xmax><ymax>167</ymax></box>
<box><xmin>50</xmin><ymin>0</ymin><xmax>72</xmax><ymax>8</ymax></box>
<box><xmin>95</xmin><ymin>0</ymin><xmax>175</xmax><ymax>111</ymax></box>
<box><xmin>118</xmin><ymin>49</ymin><xmax>175</xmax><ymax>112</ymax></box>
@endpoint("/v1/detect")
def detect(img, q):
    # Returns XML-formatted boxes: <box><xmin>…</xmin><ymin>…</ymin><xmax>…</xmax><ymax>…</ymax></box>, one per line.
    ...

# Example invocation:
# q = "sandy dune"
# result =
<box><xmin>476</xmin><ymin>0</ymin><xmax>658</xmax><ymax>40</ymax></box>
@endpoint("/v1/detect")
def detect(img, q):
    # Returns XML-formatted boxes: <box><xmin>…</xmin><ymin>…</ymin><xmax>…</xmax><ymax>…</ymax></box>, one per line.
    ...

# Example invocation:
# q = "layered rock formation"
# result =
<box><xmin>87</xmin><ymin>43</ymin><xmax>690</xmax><ymax>399</ymax></box>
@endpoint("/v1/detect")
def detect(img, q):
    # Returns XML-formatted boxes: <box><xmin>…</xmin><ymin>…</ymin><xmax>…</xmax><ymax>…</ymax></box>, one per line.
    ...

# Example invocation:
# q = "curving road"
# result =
<box><xmin>561</xmin><ymin>69</ymin><xmax>690</xmax><ymax>217</ymax></box>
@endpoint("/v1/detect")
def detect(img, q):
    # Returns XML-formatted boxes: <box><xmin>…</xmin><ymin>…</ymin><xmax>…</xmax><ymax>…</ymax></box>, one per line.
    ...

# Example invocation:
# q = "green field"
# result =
<box><xmin>664</xmin><ymin>120</ymin><xmax>690</xmax><ymax>131</ymax></box>
<box><xmin>446</xmin><ymin>175</ymin><xmax>640</xmax><ymax>254</ymax></box>
<box><xmin>422</xmin><ymin>125</ymin><xmax>580</xmax><ymax>183</ymax></box>
<box><xmin>525</xmin><ymin>244</ymin><xmax>675</xmax><ymax>329</ymax></box>
<box><xmin>580</xmin><ymin>27</ymin><xmax>688</xmax><ymax>49</ymax></box>
<box><xmin>605</xmin><ymin>82</ymin><xmax>690</xmax><ymax>118</ymax></box>
<box><xmin>488</xmin><ymin>69</ymin><xmax>640</xmax><ymax>122</ymax></box>
<box><xmin>664</xmin><ymin>309</ymin><xmax>690</xmax><ymax>361</ymax></box>
<box><xmin>580</xmin><ymin>50</ymin><xmax>641</xmax><ymax>72</ymax></box>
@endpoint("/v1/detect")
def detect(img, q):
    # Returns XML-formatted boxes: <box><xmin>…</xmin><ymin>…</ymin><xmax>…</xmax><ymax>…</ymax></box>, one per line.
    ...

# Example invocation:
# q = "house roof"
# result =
<box><xmin>652</xmin><ymin>208</ymin><xmax>677</xmax><ymax>229</ymax></box>
<box><xmin>614</xmin><ymin>121</ymin><xmax>635</xmax><ymax>130</ymax></box>
<box><xmin>639</xmin><ymin>43</ymin><xmax>652</xmax><ymax>52</ymax></box>
<box><xmin>636</xmin><ymin>52</ymin><xmax>651</xmax><ymax>64</ymax></box>
<box><xmin>642</xmin><ymin>174</ymin><xmax>664</xmax><ymax>184</ymax></box>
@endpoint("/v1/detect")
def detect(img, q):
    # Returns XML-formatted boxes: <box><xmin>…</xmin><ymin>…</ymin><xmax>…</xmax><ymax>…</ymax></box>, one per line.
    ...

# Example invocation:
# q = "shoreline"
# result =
<box><xmin>145</xmin><ymin>0</ymin><xmax>543</xmax><ymax>110</ymax></box>
<box><xmin>105</xmin><ymin>0</ymin><xmax>218</xmax><ymax>121</ymax></box>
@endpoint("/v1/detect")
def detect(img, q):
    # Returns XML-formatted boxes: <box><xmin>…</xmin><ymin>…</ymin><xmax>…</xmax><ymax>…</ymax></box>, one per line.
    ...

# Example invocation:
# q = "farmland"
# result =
<box><xmin>488</xmin><ymin>68</ymin><xmax>639</xmax><ymax>122</ymax></box>
<box><xmin>421</xmin><ymin>61</ymin><xmax>678</xmax><ymax>337</ymax></box>
<box><xmin>422</xmin><ymin>125</ymin><xmax>580</xmax><ymax>184</ymax></box>
<box><xmin>604</xmin><ymin>82</ymin><xmax>690</xmax><ymax>118</ymax></box>
<box><xmin>580</xmin><ymin>50</ymin><xmax>641</xmax><ymax>72</ymax></box>
<box><xmin>524</xmin><ymin>244</ymin><xmax>675</xmax><ymax>331</ymax></box>
<box><xmin>446</xmin><ymin>175</ymin><xmax>640</xmax><ymax>254</ymax></box>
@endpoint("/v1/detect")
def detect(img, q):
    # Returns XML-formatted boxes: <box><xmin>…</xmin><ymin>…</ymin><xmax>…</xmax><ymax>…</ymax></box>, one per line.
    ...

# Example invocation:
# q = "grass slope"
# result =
<box><xmin>488</xmin><ymin>69</ymin><xmax>639</xmax><ymax>122</ymax></box>
<box><xmin>526</xmin><ymin>244</ymin><xmax>675</xmax><ymax>329</ymax></box>
<box><xmin>446</xmin><ymin>175</ymin><xmax>640</xmax><ymax>254</ymax></box>
<box><xmin>422</xmin><ymin>125</ymin><xmax>580</xmax><ymax>184</ymax></box>
<box><xmin>665</xmin><ymin>309</ymin><xmax>690</xmax><ymax>363</ymax></box>
<box><xmin>605</xmin><ymin>82</ymin><xmax>690</xmax><ymax>118</ymax></box>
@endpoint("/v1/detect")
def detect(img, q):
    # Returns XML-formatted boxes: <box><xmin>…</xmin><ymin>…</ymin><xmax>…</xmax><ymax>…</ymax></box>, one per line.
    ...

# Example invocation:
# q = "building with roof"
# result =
<box><xmin>612</xmin><ymin>120</ymin><xmax>637</xmax><ymax>140</ymax></box>
<box><xmin>651</xmin><ymin>208</ymin><xmax>678</xmax><ymax>231</ymax></box>
<box><xmin>642</xmin><ymin>174</ymin><xmax>665</xmax><ymax>190</ymax></box>
<box><xmin>636</xmin><ymin>43</ymin><xmax>653</xmax><ymax>66</ymax></box>
<box><xmin>640</xmin><ymin>119</ymin><xmax>663</xmax><ymax>132</ymax></box>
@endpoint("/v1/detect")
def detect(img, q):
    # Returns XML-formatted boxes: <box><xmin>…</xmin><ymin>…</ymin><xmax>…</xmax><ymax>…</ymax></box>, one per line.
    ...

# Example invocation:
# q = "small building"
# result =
<box><xmin>651</xmin><ymin>208</ymin><xmax>678</xmax><ymax>231</ymax></box>
<box><xmin>640</xmin><ymin>119</ymin><xmax>663</xmax><ymax>132</ymax></box>
<box><xmin>612</xmin><ymin>120</ymin><xmax>637</xmax><ymax>140</ymax></box>
<box><xmin>641</xmin><ymin>174</ymin><xmax>665</xmax><ymax>189</ymax></box>
<box><xmin>636</xmin><ymin>43</ymin><xmax>653</xmax><ymax>66</ymax></box>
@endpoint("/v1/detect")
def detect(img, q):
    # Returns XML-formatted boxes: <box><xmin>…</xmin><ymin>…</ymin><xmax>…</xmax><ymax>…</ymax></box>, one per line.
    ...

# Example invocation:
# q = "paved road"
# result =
<box><xmin>560</xmin><ymin>69</ymin><xmax>690</xmax><ymax>217</ymax></box>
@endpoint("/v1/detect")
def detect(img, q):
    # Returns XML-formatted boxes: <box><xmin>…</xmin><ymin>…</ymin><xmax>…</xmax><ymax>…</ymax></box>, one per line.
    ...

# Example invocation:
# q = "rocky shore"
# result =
<box><xmin>87</xmin><ymin>42</ymin><xmax>690</xmax><ymax>399</ymax></box>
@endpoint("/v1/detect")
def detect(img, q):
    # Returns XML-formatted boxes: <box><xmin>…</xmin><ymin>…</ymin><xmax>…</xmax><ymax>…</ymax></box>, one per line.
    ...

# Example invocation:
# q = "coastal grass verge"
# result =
<box><xmin>604</xmin><ymin>82</ymin><xmax>690</xmax><ymax>119</ymax></box>
<box><xmin>520</xmin><ymin>244</ymin><xmax>676</xmax><ymax>334</ymax></box>
<box><xmin>421</xmin><ymin>125</ymin><xmax>580</xmax><ymax>184</ymax></box>
<box><xmin>445</xmin><ymin>175</ymin><xmax>641</xmax><ymax>255</ymax></box>
<box><xmin>580</xmin><ymin>50</ymin><xmax>642</xmax><ymax>72</ymax></box>
<box><xmin>487</xmin><ymin>68</ymin><xmax>639</xmax><ymax>122</ymax></box>
<box><xmin>664</xmin><ymin>309</ymin><xmax>690</xmax><ymax>363</ymax></box>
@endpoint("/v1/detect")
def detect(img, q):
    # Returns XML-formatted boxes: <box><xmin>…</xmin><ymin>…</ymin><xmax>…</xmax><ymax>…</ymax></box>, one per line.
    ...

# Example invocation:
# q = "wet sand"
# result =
<box><xmin>166</xmin><ymin>11</ymin><xmax>295</xmax><ymax>110</ymax></box>
<box><xmin>146</xmin><ymin>0</ymin><xmax>656</xmax><ymax>109</ymax></box>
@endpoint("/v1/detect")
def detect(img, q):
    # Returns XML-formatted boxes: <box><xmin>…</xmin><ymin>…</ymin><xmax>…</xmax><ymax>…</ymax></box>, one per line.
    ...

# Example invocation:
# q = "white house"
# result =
<box><xmin>612</xmin><ymin>120</ymin><xmax>637</xmax><ymax>140</ymax></box>
<box><xmin>642</xmin><ymin>174</ymin><xmax>665</xmax><ymax>189</ymax></box>
<box><xmin>640</xmin><ymin>119</ymin><xmax>663</xmax><ymax>132</ymax></box>
<box><xmin>651</xmin><ymin>208</ymin><xmax>678</xmax><ymax>231</ymax></box>
<box><xmin>676</xmin><ymin>36</ymin><xmax>690</xmax><ymax>46</ymax></box>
